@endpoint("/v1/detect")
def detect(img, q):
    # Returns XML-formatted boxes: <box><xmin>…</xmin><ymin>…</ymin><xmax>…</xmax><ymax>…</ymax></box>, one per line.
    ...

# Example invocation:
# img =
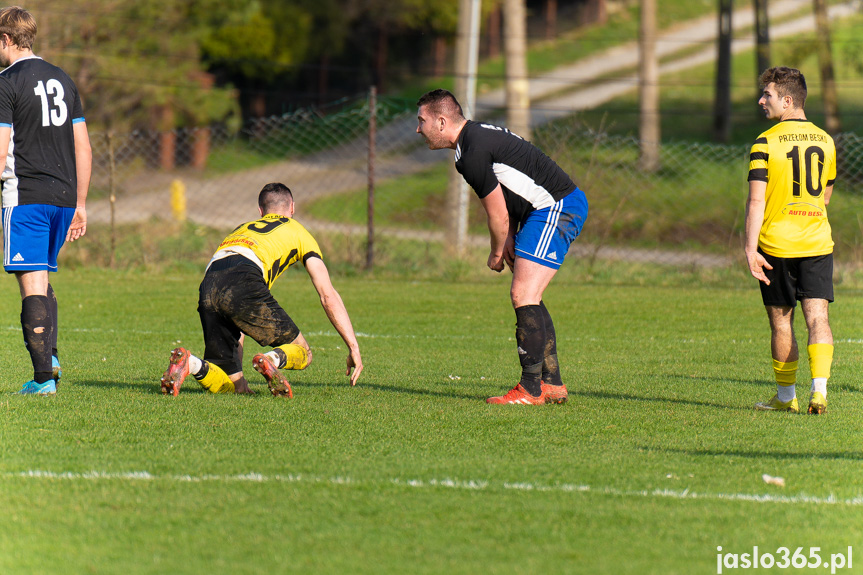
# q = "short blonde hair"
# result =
<box><xmin>0</xmin><ymin>6</ymin><xmax>36</xmax><ymax>51</ymax></box>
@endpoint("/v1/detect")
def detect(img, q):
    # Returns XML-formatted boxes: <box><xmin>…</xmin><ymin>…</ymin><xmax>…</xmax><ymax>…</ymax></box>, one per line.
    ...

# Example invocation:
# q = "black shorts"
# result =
<box><xmin>758</xmin><ymin>248</ymin><xmax>834</xmax><ymax>307</ymax></box>
<box><xmin>198</xmin><ymin>255</ymin><xmax>300</xmax><ymax>374</ymax></box>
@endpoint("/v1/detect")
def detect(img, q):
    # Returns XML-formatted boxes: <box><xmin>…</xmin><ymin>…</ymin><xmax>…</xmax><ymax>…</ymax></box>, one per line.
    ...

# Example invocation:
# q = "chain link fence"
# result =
<box><xmin>68</xmin><ymin>92</ymin><xmax>863</xmax><ymax>276</ymax></box>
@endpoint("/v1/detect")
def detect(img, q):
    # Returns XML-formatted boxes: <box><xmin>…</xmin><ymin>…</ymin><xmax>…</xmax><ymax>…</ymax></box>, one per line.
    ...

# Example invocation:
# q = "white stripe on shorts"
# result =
<box><xmin>534</xmin><ymin>201</ymin><xmax>562</xmax><ymax>259</ymax></box>
<box><xmin>3</xmin><ymin>207</ymin><xmax>11</xmax><ymax>267</ymax></box>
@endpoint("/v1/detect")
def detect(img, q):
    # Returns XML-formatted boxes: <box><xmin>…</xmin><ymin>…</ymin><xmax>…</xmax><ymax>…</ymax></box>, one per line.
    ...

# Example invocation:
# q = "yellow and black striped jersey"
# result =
<box><xmin>210</xmin><ymin>214</ymin><xmax>322</xmax><ymax>287</ymax></box>
<box><xmin>748</xmin><ymin>119</ymin><xmax>836</xmax><ymax>258</ymax></box>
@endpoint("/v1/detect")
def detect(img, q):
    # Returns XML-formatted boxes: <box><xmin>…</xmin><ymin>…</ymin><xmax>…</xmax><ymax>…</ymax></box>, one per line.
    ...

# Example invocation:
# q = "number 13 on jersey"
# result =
<box><xmin>33</xmin><ymin>79</ymin><xmax>67</xmax><ymax>127</ymax></box>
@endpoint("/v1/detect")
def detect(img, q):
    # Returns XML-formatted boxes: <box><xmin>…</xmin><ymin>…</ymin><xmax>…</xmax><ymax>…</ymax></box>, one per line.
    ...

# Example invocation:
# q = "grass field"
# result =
<box><xmin>2</xmin><ymin>265</ymin><xmax>863</xmax><ymax>574</ymax></box>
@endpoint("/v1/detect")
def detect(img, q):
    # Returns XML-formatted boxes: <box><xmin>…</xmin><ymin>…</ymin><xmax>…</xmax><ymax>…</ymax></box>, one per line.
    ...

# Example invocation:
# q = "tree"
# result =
<box><xmin>295</xmin><ymin>0</ymin><xmax>354</xmax><ymax>99</ymax></box>
<box><xmin>200</xmin><ymin>0</ymin><xmax>312</xmax><ymax>119</ymax></box>
<box><xmin>544</xmin><ymin>0</ymin><xmax>558</xmax><ymax>40</ymax></box>
<box><xmin>29</xmin><ymin>0</ymin><xmax>240</xmax><ymax>133</ymax></box>
<box><xmin>584</xmin><ymin>0</ymin><xmax>607</xmax><ymax>25</ymax></box>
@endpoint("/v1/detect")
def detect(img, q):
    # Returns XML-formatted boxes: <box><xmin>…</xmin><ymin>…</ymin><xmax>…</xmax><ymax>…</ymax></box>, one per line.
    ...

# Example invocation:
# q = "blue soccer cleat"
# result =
<box><xmin>19</xmin><ymin>379</ymin><xmax>57</xmax><ymax>396</ymax></box>
<box><xmin>52</xmin><ymin>355</ymin><xmax>62</xmax><ymax>386</ymax></box>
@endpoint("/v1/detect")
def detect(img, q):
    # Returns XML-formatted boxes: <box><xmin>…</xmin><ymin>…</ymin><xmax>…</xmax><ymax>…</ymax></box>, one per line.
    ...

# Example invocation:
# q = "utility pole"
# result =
<box><xmin>638</xmin><ymin>0</ymin><xmax>660</xmax><ymax>173</ymax></box>
<box><xmin>446</xmin><ymin>0</ymin><xmax>481</xmax><ymax>256</ymax></box>
<box><xmin>713</xmin><ymin>0</ymin><xmax>733</xmax><ymax>143</ymax></box>
<box><xmin>504</xmin><ymin>0</ymin><xmax>531</xmax><ymax>140</ymax></box>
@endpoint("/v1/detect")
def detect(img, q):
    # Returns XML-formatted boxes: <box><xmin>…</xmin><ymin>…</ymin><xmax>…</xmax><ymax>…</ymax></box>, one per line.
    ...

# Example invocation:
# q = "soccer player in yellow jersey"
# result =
<box><xmin>160</xmin><ymin>183</ymin><xmax>363</xmax><ymax>397</ymax></box>
<box><xmin>745</xmin><ymin>67</ymin><xmax>836</xmax><ymax>414</ymax></box>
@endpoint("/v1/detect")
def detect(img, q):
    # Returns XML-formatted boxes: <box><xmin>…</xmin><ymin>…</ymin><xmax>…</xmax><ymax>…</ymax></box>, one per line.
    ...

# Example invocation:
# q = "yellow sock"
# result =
<box><xmin>772</xmin><ymin>359</ymin><xmax>798</xmax><ymax>385</ymax></box>
<box><xmin>197</xmin><ymin>363</ymin><xmax>236</xmax><ymax>394</ymax></box>
<box><xmin>275</xmin><ymin>344</ymin><xmax>310</xmax><ymax>370</ymax></box>
<box><xmin>808</xmin><ymin>343</ymin><xmax>833</xmax><ymax>380</ymax></box>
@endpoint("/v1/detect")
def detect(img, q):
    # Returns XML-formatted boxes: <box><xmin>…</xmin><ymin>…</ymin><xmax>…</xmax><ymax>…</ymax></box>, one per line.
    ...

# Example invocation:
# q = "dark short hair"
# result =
<box><xmin>0</xmin><ymin>6</ymin><xmax>36</xmax><ymax>50</ymax></box>
<box><xmin>760</xmin><ymin>66</ymin><xmax>807</xmax><ymax>109</ymax></box>
<box><xmin>258</xmin><ymin>182</ymin><xmax>294</xmax><ymax>213</ymax></box>
<box><xmin>417</xmin><ymin>89</ymin><xmax>465</xmax><ymax>119</ymax></box>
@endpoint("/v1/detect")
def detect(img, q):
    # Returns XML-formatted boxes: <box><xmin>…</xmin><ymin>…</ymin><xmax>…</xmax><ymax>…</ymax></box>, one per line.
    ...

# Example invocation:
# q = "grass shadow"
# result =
<box><xmin>574</xmin><ymin>389</ymin><xmax>750</xmax><ymax>411</ymax></box>
<box><xmin>658</xmin><ymin>446</ymin><xmax>863</xmax><ymax>462</ymax></box>
<box><xmin>328</xmin><ymin>381</ymin><xmax>486</xmax><ymax>401</ymax></box>
<box><xmin>70</xmin><ymin>376</ymin><xmax>488</xmax><ymax>401</ymax></box>
<box><xmin>664</xmin><ymin>373</ymin><xmax>863</xmax><ymax>394</ymax></box>
<box><xmin>662</xmin><ymin>374</ymin><xmax>773</xmax><ymax>388</ymax></box>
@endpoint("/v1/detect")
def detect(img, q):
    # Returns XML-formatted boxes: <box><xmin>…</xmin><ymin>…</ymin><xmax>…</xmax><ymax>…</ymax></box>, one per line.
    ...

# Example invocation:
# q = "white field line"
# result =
<box><xmin>3</xmin><ymin>470</ymin><xmax>863</xmax><ymax>507</ymax></box>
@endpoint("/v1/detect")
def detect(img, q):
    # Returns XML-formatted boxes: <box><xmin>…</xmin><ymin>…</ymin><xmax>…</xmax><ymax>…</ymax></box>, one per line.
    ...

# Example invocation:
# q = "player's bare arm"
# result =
<box><xmin>306</xmin><ymin>257</ymin><xmax>364</xmax><ymax>386</ymax></box>
<box><xmin>503</xmin><ymin>218</ymin><xmax>518</xmax><ymax>271</ymax></box>
<box><xmin>824</xmin><ymin>184</ymin><xmax>834</xmax><ymax>206</ymax></box>
<box><xmin>67</xmin><ymin>121</ymin><xmax>92</xmax><ymax>242</ymax></box>
<box><xmin>0</xmin><ymin>125</ymin><xmax>11</xmax><ymax>164</ymax></box>
<box><xmin>744</xmin><ymin>180</ymin><xmax>772</xmax><ymax>285</ymax></box>
<box><xmin>480</xmin><ymin>185</ymin><xmax>510</xmax><ymax>273</ymax></box>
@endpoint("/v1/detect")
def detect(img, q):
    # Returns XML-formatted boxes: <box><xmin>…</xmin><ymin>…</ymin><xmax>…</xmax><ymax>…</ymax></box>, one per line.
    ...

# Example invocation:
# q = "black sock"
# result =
<box><xmin>193</xmin><ymin>361</ymin><xmax>210</xmax><ymax>381</ymax></box>
<box><xmin>515</xmin><ymin>305</ymin><xmax>545</xmax><ymax>397</ymax></box>
<box><xmin>22</xmin><ymin>295</ymin><xmax>54</xmax><ymax>384</ymax></box>
<box><xmin>273</xmin><ymin>347</ymin><xmax>288</xmax><ymax>369</ymax></box>
<box><xmin>47</xmin><ymin>283</ymin><xmax>59</xmax><ymax>358</ymax></box>
<box><xmin>539</xmin><ymin>301</ymin><xmax>563</xmax><ymax>386</ymax></box>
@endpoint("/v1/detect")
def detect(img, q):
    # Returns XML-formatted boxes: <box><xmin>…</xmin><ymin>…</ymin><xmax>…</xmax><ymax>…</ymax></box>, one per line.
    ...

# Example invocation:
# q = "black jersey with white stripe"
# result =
<box><xmin>454</xmin><ymin>120</ymin><xmax>577</xmax><ymax>224</ymax></box>
<box><xmin>0</xmin><ymin>56</ymin><xmax>84</xmax><ymax>208</ymax></box>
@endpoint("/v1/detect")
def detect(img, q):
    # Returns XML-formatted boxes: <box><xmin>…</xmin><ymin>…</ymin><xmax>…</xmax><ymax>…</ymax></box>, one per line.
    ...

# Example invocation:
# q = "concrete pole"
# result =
<box><xmin>446</xmin><ymin>0</ymin><xmax>481</xmax><ymax>255</ymax></box>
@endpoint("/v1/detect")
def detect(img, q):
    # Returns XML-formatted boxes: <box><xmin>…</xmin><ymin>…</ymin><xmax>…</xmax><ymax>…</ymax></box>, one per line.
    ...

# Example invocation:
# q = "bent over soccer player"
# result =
<box><xmin>745</xmin><ymin>67</ymin><xmax>836</xmax><ymax>414</ymax></box>
<box><xmin>0</xmin><ymin>7</ymin><xmax>92</xmax><ymax>395</ymax></box>
<box><xmin>161</xmin><ymin>183</ymin><xmax>363</xmax><ymax>397</ymax></box>
<box><xmin>417</xmin><ymin>89</ymin><xmax>588</xmax><ymax>405</ymax></box>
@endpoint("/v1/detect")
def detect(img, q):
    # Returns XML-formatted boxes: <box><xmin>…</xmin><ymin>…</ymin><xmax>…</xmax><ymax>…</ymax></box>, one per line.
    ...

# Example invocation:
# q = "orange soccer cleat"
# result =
<box><xmin>486</xmin><ymin>383</ymin><xmax>546</xmax><ymax>405</ymax></box>
<box><xmin>541</xmin><ymin>381</ymin><xmax>568</xmax><ymax>404</ymax></box>
<box><xmin>161</xmin><ymin>347</ymin><xmax>191</xmax><ymax>397</ymax></box>
<box><xmin>253</xmin><ymin>353</ymin><xmax>293</xmax><ymax>398</ymax></box>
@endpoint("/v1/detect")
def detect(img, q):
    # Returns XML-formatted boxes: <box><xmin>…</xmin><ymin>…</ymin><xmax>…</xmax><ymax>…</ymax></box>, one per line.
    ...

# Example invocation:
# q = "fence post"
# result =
<box><xmin>366</xmin><ymin>86</ymin><xmax>377</xmax><ymax>270</ymax></box>
<box><xmin>108</xmin><ymin>131</ymin><xmax>116</xmax><ymax>268</ymax></box>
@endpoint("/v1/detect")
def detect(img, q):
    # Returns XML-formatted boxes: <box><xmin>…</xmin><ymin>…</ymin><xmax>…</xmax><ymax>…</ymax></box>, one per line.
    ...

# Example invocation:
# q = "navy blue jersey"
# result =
<box><xmin>454</xmin><ymin>120</ymin><xmax>578</xmax><ymax>224</ymax></box>
<box><xmin>0</xmin><ymin>56</ymin><xmax>84</xmax><ymax>208</ymax></box>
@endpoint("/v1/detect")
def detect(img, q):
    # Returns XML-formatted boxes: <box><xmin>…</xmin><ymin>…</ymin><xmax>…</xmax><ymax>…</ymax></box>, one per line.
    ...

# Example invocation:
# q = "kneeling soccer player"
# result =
<box><xmin>160</xmin><ymin>182</ymin><xmax>363</xmax><ymax>397</ymax></box>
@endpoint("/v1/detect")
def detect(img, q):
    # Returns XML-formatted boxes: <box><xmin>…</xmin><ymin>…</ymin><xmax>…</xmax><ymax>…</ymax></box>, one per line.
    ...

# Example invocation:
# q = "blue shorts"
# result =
<box><xmin>3</xmin><ymin>204</ymin><xmax>75</xmax><ymax>272</ymax></box>
<box><xmin>514</xmin><ymin>188</ymin><xmax>588</xmax><ymax>270</ymax></box>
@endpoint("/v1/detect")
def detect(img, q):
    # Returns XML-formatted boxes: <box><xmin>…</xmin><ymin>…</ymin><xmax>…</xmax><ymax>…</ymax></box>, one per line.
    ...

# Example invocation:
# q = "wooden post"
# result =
<box><xmin>366</xmin><ymin>86</ymin><xmax>376</xmax><ymax>271</ymax></box>
<box><xmin>813</xmin><ymin>0</ymin><xmax>841</xmax><ymax>134</ymax></box>
<box><xmin>191</xmin><ymin>127</ymin><xmax>210</xmax><ymax>171</ymax></box>
<box><xmin>638</xmin><ymin>0</ymin><xmax>660</xmax><ymax>173</ymax></box>
<box><xmin>504</xmin><ymin>0</ymin><xmax>531</xmax><ymax>140</ymax></box>
<box><xmin>108</xmin><ymin>132</ymin><xmax>116</xmax><ymax>268</ymax></box>
<box><xmin>159</xmin><ymin>104</ymin><xmax>176</xmax><ymax>170</ymax></box>
<box><xmin>753</xmin><ymin>0</ymin><xmax>770</xmax><ymax>81</ymax></box>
